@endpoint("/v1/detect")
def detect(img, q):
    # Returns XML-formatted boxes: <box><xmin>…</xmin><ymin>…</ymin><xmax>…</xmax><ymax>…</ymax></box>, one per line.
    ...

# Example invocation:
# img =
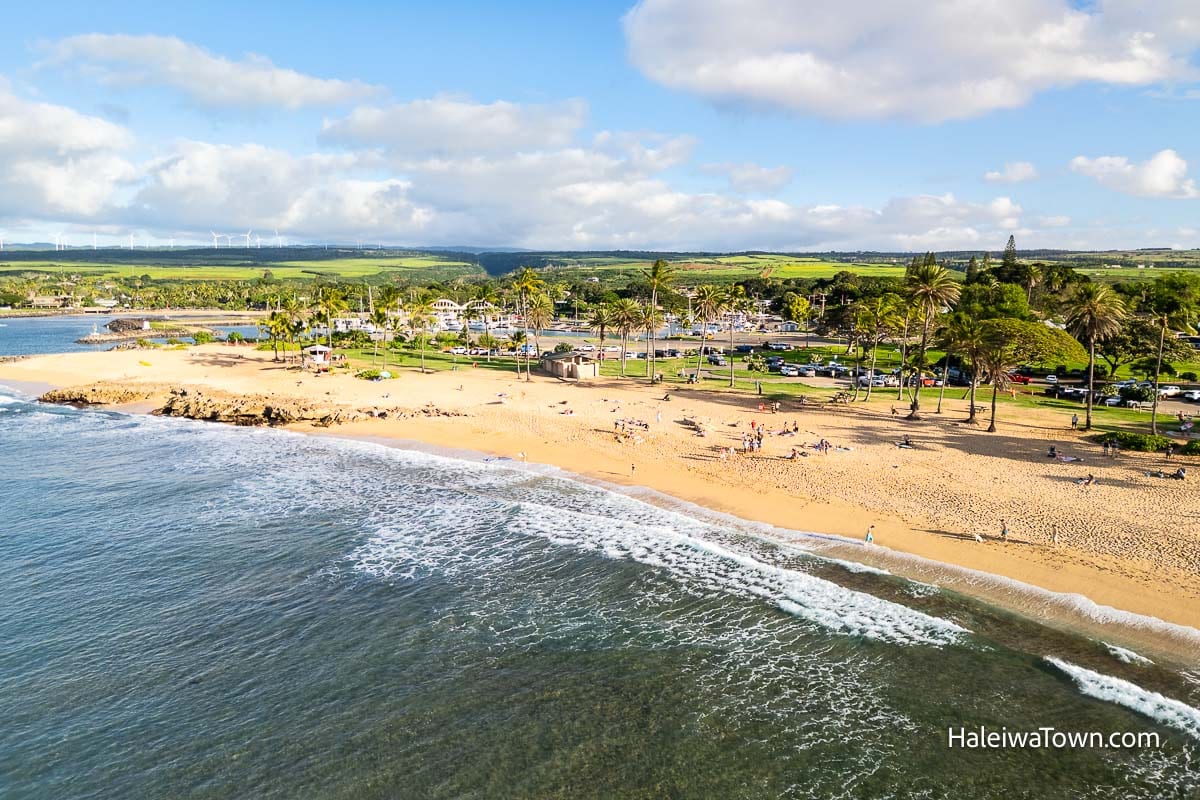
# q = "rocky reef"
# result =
<box><xmin>39</xmin><ymin>382</ymin><xmax>467</xmax><ymax>428</ymax></box>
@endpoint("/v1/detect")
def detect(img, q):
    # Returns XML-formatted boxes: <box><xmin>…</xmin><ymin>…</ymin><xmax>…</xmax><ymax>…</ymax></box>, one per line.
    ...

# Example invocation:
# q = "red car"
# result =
<box><xmin>1007</xmin><ymin>373</ymin><xmax>1033</xmax><ymax>384</ymax></box>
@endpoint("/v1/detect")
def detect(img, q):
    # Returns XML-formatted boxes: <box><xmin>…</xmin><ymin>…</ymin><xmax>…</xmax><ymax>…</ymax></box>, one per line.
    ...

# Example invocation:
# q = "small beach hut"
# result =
<box><xmin>303</xmin><ymin>344</ymin><xmax>332</xmax><ymax>366</ymax></box>
<box><xmin>541</xmin><ymin>351</ymin><xmax>599</xmax><ymax>380</ymax></box>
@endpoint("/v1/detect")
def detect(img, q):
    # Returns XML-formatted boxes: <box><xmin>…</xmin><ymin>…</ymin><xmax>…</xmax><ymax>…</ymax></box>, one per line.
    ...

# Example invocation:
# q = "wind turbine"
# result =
<box><xmin>168</xmin><ymin>237</ymin><xmax>175</xmax><ymax>249</ymax></box>
<box><xmin>54</xmin><ymin>233</ymin><xmax>61</xmax><ymax>251</ymax></box>
<box><xmin>210</xmin><ymin>231</ymin><xmax>220</xmax><ymax>249</ymax></box>
<box><xmin>129</xmin><ymin>233</ymin><xmax>135</xmax><ymax>250</ymax></box>
<box><xmin>243</xmin><ymin>229</ymin><xmax>252</xmax><ymax>248</ymax></box>
<box><xmin>274</xmin><ymin>229</ymin><xmax>283</xmax><ymax>247</ymax></box>
<box><xmin>224</xmin><ymin>234</ymin><xmax>234</xmax><ymax>248</ymax></box>
<box><xmin>0</xmin><ymin>233</ymin><xmax>5</xmax><ymax>251</ymax></box>
<box><xmin>255</xmin><ymin>234</ymin><xmax>262</xmax><ymax>248</ymax></box>
<box><xmin>92</xmin><ymin>232</ymin><xmax>98</xmax><ymax>250</ymax></box>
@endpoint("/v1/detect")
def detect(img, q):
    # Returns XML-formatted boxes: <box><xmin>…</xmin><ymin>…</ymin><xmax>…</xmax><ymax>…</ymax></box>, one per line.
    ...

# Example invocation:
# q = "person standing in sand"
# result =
<box><xmin>1051</xmin><ymin>524</ymin><xmax>1059</xmax><ymax>547</ymax></box>
<box><xmin>1071</xmin><ymin>413</ymin><xmax>1078</xmax><ymax>430</ymax></box>
<box><xmin>865</xmin><ymin>525</ymin><xmax>875</xmax><ymax>544</ymax></box>
<box><xmin>1000</xmin><ymin>519</ymin><xmax>1009</xmax><ymax>543</ymax></box>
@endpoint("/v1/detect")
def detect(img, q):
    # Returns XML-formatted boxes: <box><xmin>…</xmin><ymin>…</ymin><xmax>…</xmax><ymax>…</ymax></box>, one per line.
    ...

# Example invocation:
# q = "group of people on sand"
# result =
<box><xmin>614</xmin><ymin>417</ymin><xmax>649</xmax><ymax>444</ymax></box>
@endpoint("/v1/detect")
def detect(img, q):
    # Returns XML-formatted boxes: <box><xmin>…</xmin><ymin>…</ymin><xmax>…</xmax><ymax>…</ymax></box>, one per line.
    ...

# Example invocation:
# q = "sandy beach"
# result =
<box><xmin>4</xmin><ymin>344</ymin><xmax>1198</xmax><ymax>637</ymax></box>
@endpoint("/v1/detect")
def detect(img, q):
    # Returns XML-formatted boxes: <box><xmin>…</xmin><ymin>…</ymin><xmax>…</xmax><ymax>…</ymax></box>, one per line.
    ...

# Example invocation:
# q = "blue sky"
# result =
<box><xmin>2</xmin><ymin>0</ymin><xmax>1200</xmax><ymax>251</ymax></box>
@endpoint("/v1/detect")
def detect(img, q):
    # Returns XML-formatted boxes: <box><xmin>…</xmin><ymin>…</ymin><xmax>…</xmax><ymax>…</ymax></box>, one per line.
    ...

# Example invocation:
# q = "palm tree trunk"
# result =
<box><xmin>728</xmin><ymin>323</ymin><xmax>736</xmax><ymax>387</ymax></box>
<box><xmin>484</xmin><ymin>316</ymin><xmax>491</xmax><ymax>363</ymax></box>
<box><xmin>1084</xmin><ymin>337</ymin><xmax>1096</xmax><ymax>430</ymax></box>
<box><xmin>619</xmin><ymin>331</ymin><xmax>628</xmax><ymax>377</ymax></box>
<box><xmin>910</xmin><ymin>314</ymin><xmax>930</xmax><ymax>416</ymax></box>
<box><xmin>896</xmin><ymin>310</ymin><xmax>911</xmax><ymax>401</ymax></box>
<box><xmin>1151</xmin><ymin>320</ymin><xmax>1166</xmax><ymax>435</ymax></box>
<box><xmin>649</xmin><ymin>289</ymin><xmax>657</xmax><ymax>384</ymax></box>
<box><xmin>987</xmin><ymin>381</ymin><xmax>999</xmax><ymax>432</ymax></box>
<box><xmin>935</xmin><ymin>350</ymin><xmax>949</xmax><ymax>413</ymax></box>
<box><xmin>865</xmin><ymin>343</ymin><xmax>878</xmax><ymax>400</ymax></box>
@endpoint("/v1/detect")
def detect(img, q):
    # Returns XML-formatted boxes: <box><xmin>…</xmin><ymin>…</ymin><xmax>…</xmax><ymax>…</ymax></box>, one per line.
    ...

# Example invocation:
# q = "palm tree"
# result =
<box><xmin>260</xmin><ymin>310</ymin><xmax>288</xmax><ymax>361</ymax></box>
<box><xmin>526</xmin><ymin>292</ymin><xmax>554</xmax><ymax>374</ymax></box>
<box><xmin>281</xmin><ymin>298</ymin><xmax>306</xmax><ymax>364</ymax></box>
<box><xmin>854</xmin><ymin>294</ymin><xmax>902</xmax><ymax>401</ymax></box>
<box><xmin>406</xmin><ymin>295</ymin><xmax>434</xmax><ymax>373</ymax></box>
<box><xmin>1065</xmin><ymin>283</ymin><xmax>1127</xmax><ymax>430</ymax></box>
<box><xmin>977</xmin><ymin>319</ymin><xmax>1084</xmax><ymax>432</ymax></box>
<box><xmin>724</xmin><ymin>285</ymin><xmax>748</xmax><ymax>387</ymax></box>
<box><xmin>637</xmin><ymin>304</ymin><xmax>665</xmax><ymax>380</ymax></box>
<box><xmin>370</xmin><ymin>306</ymin><xmax>390</xmax><ymax>367</ymax></box>
<box><xmin>511</xmin><ymin>267</ymin><xmax>544</xmax><ymax>382</ymax></box>
<box><xmin>587</xmin><ymin>304</ymin><xmax>615</xmax><ymax>367</ymax></box>
<box><xmin>690</xmin><ymin>285</ymin><xmax>724</xmax><ymax>381</ymax></box>
<box><xmin>610</xmin><ymin>298</ymin><xmax>642</xmax><ymax>378</ymax></box>
<box><xmin>473</xmin><ymin>283</ymin><xmax>501</xmax><ymax>363</ymax></box>
<box><xmin>316</xmin><ymin>289</ymin><xmax>348</xmax><ymax>353</ymax></box>
<box><xmin>641</xmin><ymin>259</ymin><xmax>676</xmax><ymax>383</ymax></box>
<box><xmin>905</xmin><ymin>264</ymin><xmax>960</xmax><ymax>416</ymax></box>
<box><xmin>938</xmin><ymin>314</ymin><xmax>986</xmax><ymax>423</ymax></box>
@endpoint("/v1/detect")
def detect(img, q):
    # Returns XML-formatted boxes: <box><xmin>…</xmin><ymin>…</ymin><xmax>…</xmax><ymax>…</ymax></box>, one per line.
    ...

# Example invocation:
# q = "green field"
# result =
<box><xmin>0</xmin><ymin>255</ymin><xmax>484</xmax><ymax>282</ymax></box>
<box><xmin>541</xmin><ymin>254</ymin><xmax>908</xmax><ymax>283</ymax></box>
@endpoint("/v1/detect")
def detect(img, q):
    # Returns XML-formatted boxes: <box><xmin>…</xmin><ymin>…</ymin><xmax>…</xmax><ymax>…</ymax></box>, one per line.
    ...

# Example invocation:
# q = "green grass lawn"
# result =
<box><xmin>0</xmin><ymin>256</ymin><xmax>484</xmax><ymax>282</ymax></box>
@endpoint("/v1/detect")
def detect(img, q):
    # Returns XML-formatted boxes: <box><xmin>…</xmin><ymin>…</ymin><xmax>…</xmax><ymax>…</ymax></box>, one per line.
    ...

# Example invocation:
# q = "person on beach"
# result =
<box><xmin>1071</xmin><ymin>413</ymin><xmax>1078</xmax><ymax>430</ymax></box>
<box><xmin>1076</xmin><ymin>474</ymin><xmax>1095</xmax><ymax>487</ymax></box>
<box><xmin>1051</xmin><ymin>524</ymin><xmax>1059</xmax><ymax>547</ymax></box>
<box><xmin>865</xmin><ymin>525</ymin><xmax>875</xmax><ymax>544</ymax></box>
<box><xmin>1000</xmin><ymin>519</ymin><xmax>1009</xmax><ymax>543</ymax></box>
<box><xmin>1102</xmin><ymin>441</ymin><xmax>1110</xmax><ymax>457</ymax></box>
<box><xmin>1165</xmin><ymin>443</ymin><xmax>1174</xmax><ymax>461</ymax></box>
<box><xmin>631</xmin><ymin>463</ymin><xmax>636</xmax><ymax>475</ymax></box>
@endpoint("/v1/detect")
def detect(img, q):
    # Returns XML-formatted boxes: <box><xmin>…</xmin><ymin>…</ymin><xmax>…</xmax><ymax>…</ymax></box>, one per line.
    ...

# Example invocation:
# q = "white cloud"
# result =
<box><xmin>1069</xmin><ymin>149</ymin><xmax>1199</xmax><ymax>198</ymax></box>
<box><xmin>623</xmin><ymin>0</ymin><xmax>1200</xmax><ymax>121</ymax></box>
<box><xmin>0</xmin><ymin>80</ymin><xmax>137</xmax><ymax>218</ymax></box>
<box><xmin>0</xmin><ymin>79</ymin><xmax>1057</xmax><ymax>251</ymax></box>
<box><xmin>984</xmin><ymin>161</ymin><xmax>1038</xmax><ymax>183</ymax></box>
<box><xmin>130</xmin><ymin>141</ymin><xmax>429</xmax><ymax>237</ymax></box>
<box><xmin>45</xmin><ymin>34</ymin><xmax>379</xmax><ymax>109</ymax></box>
<box><xmin>701</xmin><ymin>161</ymin><xmax>793</xmax><ymax>193</ymax></box>
<box><xmin>321</xmin><ymin>97</ymin><xmax>587</xmax><ymax>155</ymax></box>
<box><xmin>1039</xmin><ymin>215</ymin><xmax>1071</xmax><ymax>227</ymax></box>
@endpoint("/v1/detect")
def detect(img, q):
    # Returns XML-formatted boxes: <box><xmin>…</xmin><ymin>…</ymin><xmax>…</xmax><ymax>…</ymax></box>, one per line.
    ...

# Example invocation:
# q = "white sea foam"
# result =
<box><xmin>1105</xmin><ymin>643</ymin><xmax>1154</xmax><ymax>666</ymax></box>
<box><xmin>508</xmin><ymin>501</ymin><xmax>969</xmax><ymax>647</ymax></box>
<box><xmin>1046</xmin><ymin>657</ymin><xmax>1200</xmax><ymax>741</ymax></box>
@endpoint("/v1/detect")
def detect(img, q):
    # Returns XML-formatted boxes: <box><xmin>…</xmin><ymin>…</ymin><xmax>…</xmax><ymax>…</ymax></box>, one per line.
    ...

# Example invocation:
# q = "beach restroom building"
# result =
<box><xmin>541</xmin><ymin>351</ymin><xmax>599</xmax><ymax>380</ymax></box>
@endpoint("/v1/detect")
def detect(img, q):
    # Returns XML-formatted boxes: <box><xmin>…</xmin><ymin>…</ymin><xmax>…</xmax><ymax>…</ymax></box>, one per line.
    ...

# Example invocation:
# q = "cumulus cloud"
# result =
<box><xmin>130</xmin><ymin>141</ymin><xmax>429</xmax><ymax>237</ymax></box>
<box><xmin>1039</xmin><ymin>215</ymin><xmax>1071</xmax><ymax>227</ymax></box>
<box><xmin>321</xmin><ymin>97</ymin><xmax>587</xmax><ymax>155</ymax></box>
<box><xmin>1069</xmin><ymin>149</ymin><xmax>1199</xmax><ymax>198</ymax></box>
<box><xmin>984</xmin><ymin>161</ymin><xmax>1038</xmax><ymax>183</ymax></box>
<box><xmin>623</xmin><ymin>0</ymin><xmax>1200</xmax><ymax>120</ymax></box>
<box><xmin>44</xmin><ymin>34</ymin><xmax>379</xmax><ymax>109</ymax></box>
<box><xmin>701</xmin><ymin>161</ymin><xmax>793</xmax><ymax>193</ymax></box>
<box><xmin>0</xmin><ymin>80</ymin><xmax>137</xmax><ymax>218</ymax></box>
<box><xmin>0</xmin><ymin>77</ymin><xmax>1052</xmax><ymax>251</ymax></box>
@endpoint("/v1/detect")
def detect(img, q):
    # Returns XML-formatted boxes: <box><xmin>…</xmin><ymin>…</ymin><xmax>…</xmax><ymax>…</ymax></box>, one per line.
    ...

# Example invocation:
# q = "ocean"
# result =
<box><xmin>2</xmin><ymin>319</ymin><xmax>1199</xmax><ymax>799</ymax></box>
<box><xmin>0</xmin><ymin>315</ymin><xmax>261</xmax><ymax>355</ymax></box>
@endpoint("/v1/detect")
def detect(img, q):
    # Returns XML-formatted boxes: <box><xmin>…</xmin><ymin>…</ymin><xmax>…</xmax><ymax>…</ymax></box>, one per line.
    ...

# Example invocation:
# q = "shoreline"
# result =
<box><xmin>2</xmin><ymin>345</ymin><xmax>1198</xmax><ymax>656</ymax></box>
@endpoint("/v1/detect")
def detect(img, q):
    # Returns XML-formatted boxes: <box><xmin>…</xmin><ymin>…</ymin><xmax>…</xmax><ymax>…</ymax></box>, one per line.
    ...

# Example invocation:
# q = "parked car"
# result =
<box><xmin>706</xmin><ymin>354</ymin><xmax>727</xmax><ymax>366</ymax></box>
<box><xmin>734</xmin><ymin>344</ymin><xmax>754</xmax><ymax>353</ymax></box>
<box><xmin>1044</xmin><ymin>374</ymin><xmax>1058</xmax><ymax>384</ymax></box>
<box><xmin>1102</xmin><ymin>396</ymin><xmax>1123</xmax><ymax>406</ymax></box>
<box><xmin>766</xmin><ymin>342</ymin><xmax>792</xmax><ymax>351</ymax></box>
<box><xmin>1124</xmin><ymin>399</ymin><xmax>1154</xmax><ymax>410</ymax></box>
<box><xmin>798</xmin><ymin>366</ymin><xmax>817</xmax><ymax>377</ymax></box>
<box><xmin>779</xmin><ymin>364</ymin><xmax>800</xmax><ymax>377</ymax></box>
<box><xmin>1182</xmin><ymin>390</ymin><xmax>1200</xmax><ymax>402</ymax></box>
<box><xmin>1007</xmin><ymin>373</ymin><xmax>1033</xmax><ymax>385</ymax></box>
<box><xmin>1161</xmin><ymin>385</ymin><xmax>1182</xmax><ymax>397</ymax></box>
<box><xmin>448</xmin><ymin>346</ymin><xmax>469</xmax><ymax>355</ymax></box>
